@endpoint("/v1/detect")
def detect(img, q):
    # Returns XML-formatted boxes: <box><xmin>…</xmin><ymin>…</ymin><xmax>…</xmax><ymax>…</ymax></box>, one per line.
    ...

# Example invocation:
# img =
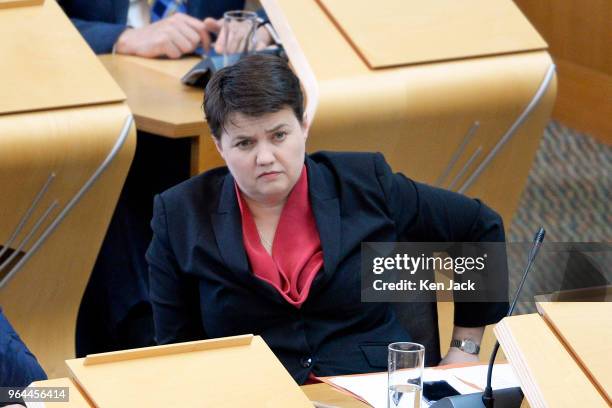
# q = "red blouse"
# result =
<box><xmin>236</xmin><ymin>166</ymin><xmax>324</xmax><ymax>308</ymax></box>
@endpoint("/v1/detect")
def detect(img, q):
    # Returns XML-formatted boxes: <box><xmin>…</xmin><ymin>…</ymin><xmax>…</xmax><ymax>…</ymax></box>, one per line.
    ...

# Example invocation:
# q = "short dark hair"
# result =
<box><xmin>203</xmin><ymin>54</ymin><xmax>304</xmax><ymax>140</ymax></box>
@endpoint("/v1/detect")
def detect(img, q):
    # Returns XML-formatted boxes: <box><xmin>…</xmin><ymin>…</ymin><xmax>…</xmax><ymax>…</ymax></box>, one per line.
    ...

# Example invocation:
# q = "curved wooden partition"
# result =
<box><xmin>0</xmin><ymin>0</ymin><xmax>135</xmax><ymax>378</ymax></box>
<box><xmin>262</xmin><ymin>0</ymin><xmax>557</xmax><ymax>227</ymax></box>
<box><xmin>261</xmin><ymin>0</ymin><xmax>557</xmax><ymax>364</ymax></box>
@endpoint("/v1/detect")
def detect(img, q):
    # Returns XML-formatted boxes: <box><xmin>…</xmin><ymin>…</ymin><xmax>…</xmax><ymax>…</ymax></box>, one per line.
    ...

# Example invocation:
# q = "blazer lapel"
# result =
<box><xmin>306</xmin><ymin>157</ymin><xmax>341</xmax><ymax>283</ymax></box>
<box><xmin>211</xmin><ymin>173</ymin><xmax>297</xmax><ymax>304</ymax></box>
<box><xmin>210</xmin><ymin>174</ymin><xmax>251</xmax><ymax>281</ymax></box>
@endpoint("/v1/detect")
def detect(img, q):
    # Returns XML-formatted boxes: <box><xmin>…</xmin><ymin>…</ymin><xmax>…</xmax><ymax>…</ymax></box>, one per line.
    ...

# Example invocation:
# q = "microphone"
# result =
<box><xmin>430</xmin><ymin>227</ymin><xmax>546</xmax><ymax>408</ymax></box>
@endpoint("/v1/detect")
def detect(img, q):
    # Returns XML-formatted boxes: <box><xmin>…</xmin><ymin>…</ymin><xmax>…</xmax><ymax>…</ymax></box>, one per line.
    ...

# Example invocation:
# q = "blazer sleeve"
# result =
<box><xmin>0</xmin><ymin>308</ymin><xmax>47</xmax><ymax>388</ymax></box>
<box><xmin>69</xmin><ymin>18</ymin><xmax>127</xmax><ymax>54</ymax></box>
<box><xmin>373</xmin><ymin>153</ymin><xmax>508</xmax><ymax>327</ymax></box>
<box><xmin>146</xmin><ymin>194</ymin><xmax>206</xmax><ymax>344</ymax></box>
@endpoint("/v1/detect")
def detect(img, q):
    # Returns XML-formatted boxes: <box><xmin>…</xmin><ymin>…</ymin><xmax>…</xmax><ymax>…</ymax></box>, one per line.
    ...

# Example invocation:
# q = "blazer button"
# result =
<box><xmin>300</xmin><ymin>357</ymin><xmax>313</xmax><ymax>368</ymax></box>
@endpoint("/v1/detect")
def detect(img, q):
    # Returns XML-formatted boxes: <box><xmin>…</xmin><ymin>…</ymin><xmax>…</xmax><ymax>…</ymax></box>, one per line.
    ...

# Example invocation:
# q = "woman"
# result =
<box><xmin>146</xmin><ymin>55</ymin><xmax>507</xmax><ymax>384</ymax></box>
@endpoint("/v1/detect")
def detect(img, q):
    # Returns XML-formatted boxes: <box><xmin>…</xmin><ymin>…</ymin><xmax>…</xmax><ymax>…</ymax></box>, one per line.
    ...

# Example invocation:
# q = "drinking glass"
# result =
<box><xmin>221</xmin><ymin>10</ymin><xmax>258</xmax><ymax>67</ymax></box>
<box><xmin>388</xmin><ymin>342</ymin><xmax>425</xmax><ymax>408</ymax></box>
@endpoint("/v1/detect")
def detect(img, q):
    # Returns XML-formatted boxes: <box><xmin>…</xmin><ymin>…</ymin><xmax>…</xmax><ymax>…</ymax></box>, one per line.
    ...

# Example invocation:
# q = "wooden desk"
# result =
<box><xmin>537</xmin><ymin>302</ymin><xmax>612</xmax><ymax>402</ymax></box>
<box><xmin>495</xmin><ymin>311</ymin><xmax>611</xmax><ymax>407</ymax></box>
<box><xmin>98</xmin><ymin>55</ymin><xmax>224</xmax><ymax>175</ymax></box>
<box><xmin>261</xmin><ymin>0</ymin><xmax>556</xmax><ymax>227</ymax></box>
<box><xmin>31</xmin><ymin>377</ymin><xmax>367</xmax><ymax>407</ymax></box>
<box><xmin>302</xmin><ymin>383</ymin><xmax>370</xmax><ymax>407</ymax></box>
<box><xmin>0</xmin><ymin>0</ymin><xmax>135</xmax><ymax>378</ymax></box>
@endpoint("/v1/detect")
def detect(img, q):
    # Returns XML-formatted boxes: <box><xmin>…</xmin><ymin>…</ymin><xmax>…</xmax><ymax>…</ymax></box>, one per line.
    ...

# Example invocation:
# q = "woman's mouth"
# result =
<box><xmin>258</xmin><ymin>171</ymin><xmax>281</xmax><ymax>180</ymax></box>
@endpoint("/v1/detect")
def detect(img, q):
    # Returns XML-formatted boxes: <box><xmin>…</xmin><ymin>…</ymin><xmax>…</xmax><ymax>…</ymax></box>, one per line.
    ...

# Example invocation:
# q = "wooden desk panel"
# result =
<box><xmin>98</xmin><ymin>55</ymin><xmax>206</xmax><ymax>138</ymax></box>
<box><xmin>0</xmin><ymin>0</ymin><xmax>124</xmax><ymax>114</ymax></box>
<box><xmin>262</xmin><ymin>0</ymin><xmax>556</xmax><ymax>228</ymax></box>
<box><xmin>495</xmin><ymin>313</ymin><xmax>609</xmax><ymax>407</ymax></box>
<box><xmin>537</xmin><ymin>302</ymin><xmax>612</xmax><ymax>402</ymax></box>
<box><xmin>316</xmin><ymin>0</ymin><xmax>546</xmax><ymax>69</ymax></box>
<box><xmin>98</xmin><ymin>55</ymin><xmax>225</xmax><ymax>175</ymax></box>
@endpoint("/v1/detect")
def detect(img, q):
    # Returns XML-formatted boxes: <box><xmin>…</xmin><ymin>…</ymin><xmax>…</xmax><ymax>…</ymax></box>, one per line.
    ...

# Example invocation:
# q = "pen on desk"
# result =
<box><xmin>311</xmin><ymin>401</ymin><xmax>339</xmax><ymax>408</ymax></box>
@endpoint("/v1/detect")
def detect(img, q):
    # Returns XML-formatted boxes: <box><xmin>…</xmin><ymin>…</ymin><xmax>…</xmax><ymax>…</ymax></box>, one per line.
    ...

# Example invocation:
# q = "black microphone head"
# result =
<box><xmin>528</xmin><ymin>227</ymin><xmax>546</xmax><ymax>261</ymax></box>
<box><xmin>533</xmin><ymin>227</ymin><xmax>546</xmax><ymax>244</ymax></box>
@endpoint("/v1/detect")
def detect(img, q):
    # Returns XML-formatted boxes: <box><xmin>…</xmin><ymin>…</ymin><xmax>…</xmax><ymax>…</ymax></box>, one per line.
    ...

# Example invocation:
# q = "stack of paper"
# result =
<box><xmin>324</xmin><ymin>364</ymin><xmax>520</xmax><ymax>408</ymax></box>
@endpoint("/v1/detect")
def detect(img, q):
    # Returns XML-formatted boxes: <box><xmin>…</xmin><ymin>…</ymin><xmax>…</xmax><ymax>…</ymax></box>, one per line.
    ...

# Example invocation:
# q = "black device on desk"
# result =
<box><xmin>423</xmin><ymin>381</ymin><xmax>461</xmax><ymax>403</ymax></box>
<box><xmin>181</xmin><ymin>47</ymin><xmax>284</xmax><ymax>88</ymax></box>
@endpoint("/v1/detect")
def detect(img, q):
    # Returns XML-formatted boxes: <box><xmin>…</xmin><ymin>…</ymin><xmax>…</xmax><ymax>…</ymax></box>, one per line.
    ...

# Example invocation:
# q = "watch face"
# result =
<box><xmin>463</xmin><ymin>340</ymin><xmax>477</xmax><ymax>354</ymax></box>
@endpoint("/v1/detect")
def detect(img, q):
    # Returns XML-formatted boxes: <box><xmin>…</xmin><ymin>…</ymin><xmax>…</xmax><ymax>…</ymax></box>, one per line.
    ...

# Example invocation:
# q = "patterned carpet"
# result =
<box><xmin>508</xmin><ymin>120</ymin><xmax>611</xmax><ymax>243</ymax></box>
<box><xmin>505</xmin><ymin>121</ymin><xmax>610</xmax><ymax>311</ymax></box>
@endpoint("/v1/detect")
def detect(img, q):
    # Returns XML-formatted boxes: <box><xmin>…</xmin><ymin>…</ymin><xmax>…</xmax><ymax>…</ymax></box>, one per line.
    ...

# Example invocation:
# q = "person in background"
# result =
<box><xmin>56</xmin><ymin>0</ymin><xmax>272</xmax><ymax>356</ymax></box>
<box><xmin>57</xmin><ymin>0</ymin><xmax>273</xmax><ymax>57</ymax></box>
<box><xmin>0</xmin><ymin>307</ymin><xmax>47</xmax><ymax>407</ymax></box>
<box><xmin>146</xmin><ymin>55</ymin><xmax>508</xmax><ymax>383</ymax></box>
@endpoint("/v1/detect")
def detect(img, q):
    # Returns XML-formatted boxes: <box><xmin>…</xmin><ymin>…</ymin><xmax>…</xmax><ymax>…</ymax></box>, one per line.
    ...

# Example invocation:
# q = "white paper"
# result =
<box><xmin>327</xmin><ymin>367</ymin><xmax>481</xmax><ymax>408</ymax></box>
<box><xmin>446</xmin><ymin>363</ymin><xmax>521</xmax><ymax>391</ymax></box>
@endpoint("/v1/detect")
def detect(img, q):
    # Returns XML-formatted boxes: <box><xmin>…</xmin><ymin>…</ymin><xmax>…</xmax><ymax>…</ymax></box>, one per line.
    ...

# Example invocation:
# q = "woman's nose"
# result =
<box><xmin>256</xmin><ymin>144</ymin><xmax>275</xmax><ymax>166</ymax></box>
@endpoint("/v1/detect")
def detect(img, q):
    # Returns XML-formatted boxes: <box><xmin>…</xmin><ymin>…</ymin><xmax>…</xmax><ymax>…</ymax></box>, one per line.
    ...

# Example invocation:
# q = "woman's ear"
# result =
<box><xmin>301</xmin><ymin>115</ymin><xmax>310</xmax><ymax>140</ymax></box>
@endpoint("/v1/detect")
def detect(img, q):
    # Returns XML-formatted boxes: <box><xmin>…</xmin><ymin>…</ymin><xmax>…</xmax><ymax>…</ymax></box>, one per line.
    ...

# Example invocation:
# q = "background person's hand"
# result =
<box><xmin>115</xmin><ymin>13</ymin><xmax>212</xmax><ymax>59</ymax></box>
<box><xmin>205</xmin><ymin>17</ymin><xmax>273</xmax><ymax>54</ymax></box>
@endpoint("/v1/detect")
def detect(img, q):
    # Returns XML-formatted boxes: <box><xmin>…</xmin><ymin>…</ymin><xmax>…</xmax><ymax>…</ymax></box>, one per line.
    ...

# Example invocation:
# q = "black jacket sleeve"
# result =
<box><xmin>69</xmin><ymin>18</ymin><xmax>128</xmax><ymax>54</ymax></box>
<box><xmin>0</xmin><ymin>308</ymin><xmax>47</xmax><ymax>388</ymax></box>
<box><xmin>146</xmin><ymin>194</ymin><xmax>206</xmax><ymax>344</ymax></box>
<box><xmin>373</xmin><ymin>153</ymin><xmax>508</xmax><ymax>327</ymax></box>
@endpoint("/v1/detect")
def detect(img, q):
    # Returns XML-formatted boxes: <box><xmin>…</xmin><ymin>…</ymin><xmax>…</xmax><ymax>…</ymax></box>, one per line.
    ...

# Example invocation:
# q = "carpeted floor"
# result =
<box><xmin>508</xmin><ymin>120</ymin><xmax>611</xmax><ymax>243</ymax></box>
<box><xmin>505</xmin><ymin>121</ymin><xmax>610</xmax><ymax>312</ymax></box>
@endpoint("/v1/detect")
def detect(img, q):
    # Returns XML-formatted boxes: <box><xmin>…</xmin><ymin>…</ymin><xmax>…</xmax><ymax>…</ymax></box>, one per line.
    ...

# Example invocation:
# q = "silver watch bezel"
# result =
<box><xmin>451</xmin><ymin>338</ymin><xmax>480</xmax><ymax>355</ymax></box>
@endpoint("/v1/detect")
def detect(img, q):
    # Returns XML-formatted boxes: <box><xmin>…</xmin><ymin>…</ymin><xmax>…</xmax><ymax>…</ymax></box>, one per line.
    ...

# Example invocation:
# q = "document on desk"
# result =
<box><xmin>323</xmin><ymin>364</ymin><xmax>520</xmax><ymax>408</ymax></box>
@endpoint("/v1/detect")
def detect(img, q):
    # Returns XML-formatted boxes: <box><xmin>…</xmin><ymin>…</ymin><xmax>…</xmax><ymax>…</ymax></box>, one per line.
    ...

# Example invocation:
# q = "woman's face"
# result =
<box><xmin>214</xmin><ymin>107</ymin><xmax>308</xmax><ymax>205</ymax></box>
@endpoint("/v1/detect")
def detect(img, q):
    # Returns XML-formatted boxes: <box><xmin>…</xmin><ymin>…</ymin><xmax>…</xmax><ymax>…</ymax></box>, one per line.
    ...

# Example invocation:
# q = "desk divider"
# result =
<box><xmin>83</xmin><ymin>334</ymin><xmax>253</xmax><ymax>365</ymax></box>
<box><xmin>66</xmin><ymin>335</ymin><xmax>314</xmax><ymax>408</ymax></box>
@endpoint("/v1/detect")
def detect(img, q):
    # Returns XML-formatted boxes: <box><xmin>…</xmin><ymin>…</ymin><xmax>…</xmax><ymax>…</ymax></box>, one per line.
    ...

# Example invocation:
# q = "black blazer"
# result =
<box><xmin>146</xmin><ymin>152</ymin><xmax>507</xmax><ymax>384</ymax></box>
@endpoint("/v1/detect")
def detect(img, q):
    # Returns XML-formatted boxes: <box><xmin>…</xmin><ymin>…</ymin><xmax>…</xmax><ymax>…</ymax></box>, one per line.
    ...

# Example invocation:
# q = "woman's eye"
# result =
<box><xmin>236</xmin><ymin>140</ymin><xmax>253</xmax><ymax>149</ymax></box>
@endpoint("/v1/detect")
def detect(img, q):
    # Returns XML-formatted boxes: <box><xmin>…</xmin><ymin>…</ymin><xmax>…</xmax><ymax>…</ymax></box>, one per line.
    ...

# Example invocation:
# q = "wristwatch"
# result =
<box><xmin>450</xmin><ymin>338</ymin><xmax>480</xmax><ymax>355</ymax></box>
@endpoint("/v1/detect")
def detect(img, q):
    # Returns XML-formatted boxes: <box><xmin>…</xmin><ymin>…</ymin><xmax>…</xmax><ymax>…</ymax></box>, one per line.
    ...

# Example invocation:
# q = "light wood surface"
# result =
<box><xmin>98</xmin><ymin>54</ymin><xmax>225</xmax><ymax>174</ymax></box>
<box><xmin>495</xmin><ymin>313</ymin><xmax>610</xmax><ymax>407</ymax></box>
<box><xmin>537</xmin><ymin>302</ymin><xmax>612</xmax><ymax>403</ymax></box>
<box><xmin>302</xmin><ymin>383</ymin><xmax>370</xmax><ymax>408</ymax></box>
<box><xmin>66</xmin><ymin>336</ymin><xmax>313</xmax><ymax>408</ymax></box>
<box><xmin>98</xmin><ymin>54</ymin><xmax>207</xmax><ymax>138</ymax></box>
<box><xmin>550</xmin><ymin>58</ymin><xmax>612</xmax><ymax>144</ymax></box>
<box><xmin>0</xmin><ymin>105</ymin><xmax>136</xmax><ymax>379</ymax></box>
<box><xmin>316</xmin><ymin>0</ymin><xmax>546</xmax><ymax>69</ymax></box>
<box><xmin>0</xmin><ymin>0</ymin><xmax>124</xmax><ymax>114</ymax></box>
<box><xmin>262</xmin><ymin>0</ymin><xmax>556</xmax><ymax>228</ymax></box>
<box><xmin>30</xmin><ymin>377</ymin><xmax>93</xmax><ymax>408</ymax></box>
<box><xmin>513</xmin><ymin>0</ymin><xmax>611</xmax><ymax>143</ymax></box>
<box><xmin>31</xmin><ymin>377</ymin><xmax>371</xmax><ymax>408</ymax></box>
<box><xmin>0</xmin><ymin>0</ymin><xmax>43</xmax><ymax>9</ymax></box>
<box><xmin>84</xmin><ymin>334</ymin><xmax>253</xmax><ymax>365</ymax></box>
<box><xmin>513</xmin><ymin>0</ymin><xmax>611</xmax><ymax>76</ymax></box>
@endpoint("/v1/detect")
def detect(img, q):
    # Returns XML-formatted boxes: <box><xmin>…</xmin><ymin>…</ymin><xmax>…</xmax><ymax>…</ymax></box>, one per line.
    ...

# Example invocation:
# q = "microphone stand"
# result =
<box><xmin>482</xmin><ymin>227</ymin><xmax>545</xmax><ymax>408</ymax></box>
<box><xmin>430</xmin><ymin>227</ymin><xmax>545</xmax><ymax>408</ymax></box>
